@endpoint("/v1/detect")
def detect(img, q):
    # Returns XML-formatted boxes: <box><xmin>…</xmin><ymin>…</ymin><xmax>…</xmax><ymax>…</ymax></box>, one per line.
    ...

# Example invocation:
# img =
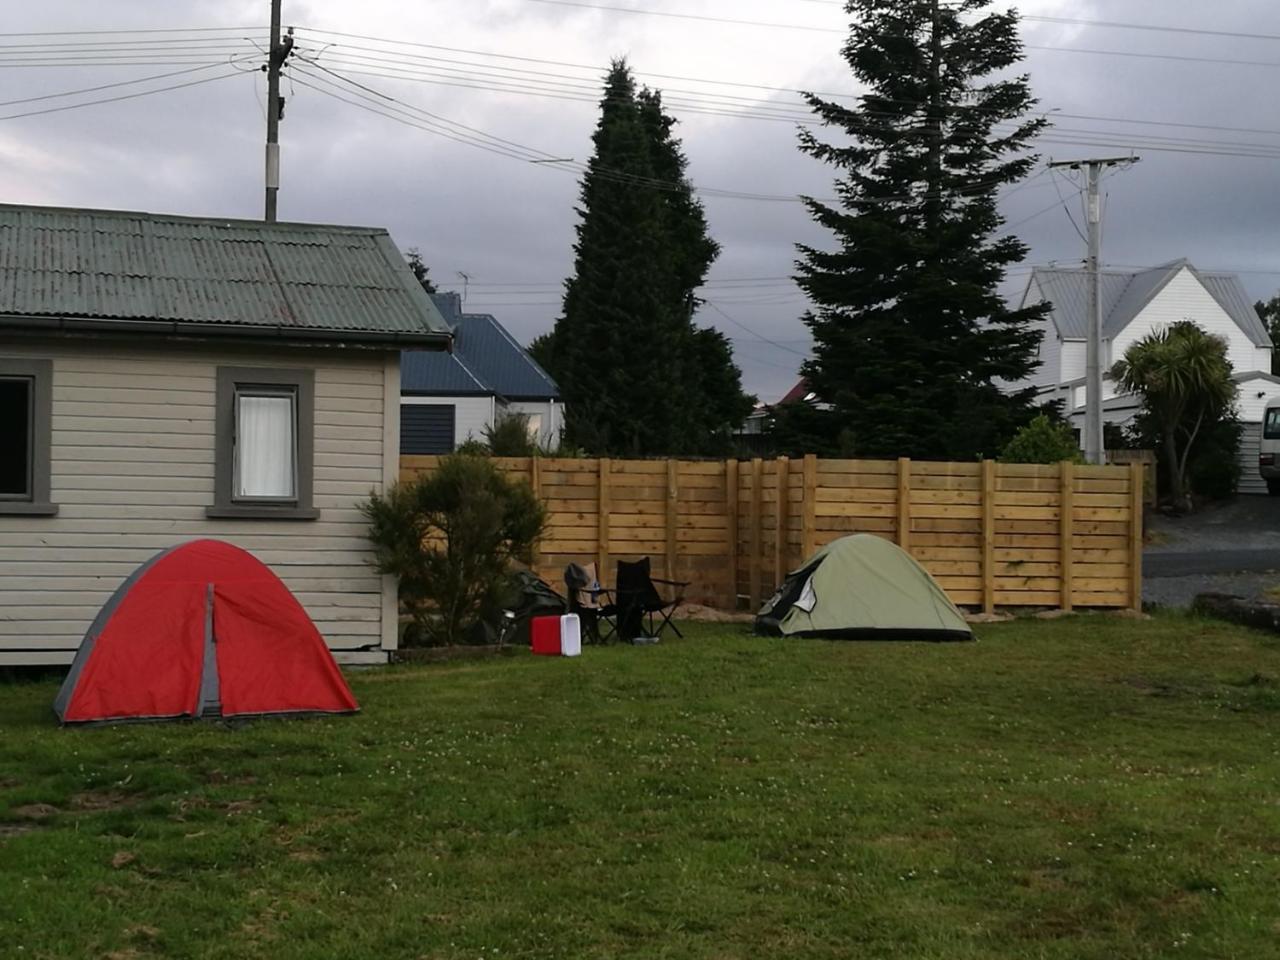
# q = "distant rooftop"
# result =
<box><xmin>400</xmin><ymin>292</ymin><xmax>560</xmax><ymax>401</ymax></box>
<box><xmin>1029</xmin><ymin>259</ymin><xmax>1270</xmax><ymax>348</ymax></box>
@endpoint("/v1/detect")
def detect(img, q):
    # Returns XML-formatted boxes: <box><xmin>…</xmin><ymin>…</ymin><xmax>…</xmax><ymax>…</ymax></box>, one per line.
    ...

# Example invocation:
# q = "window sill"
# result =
<box><xmin>205</xmin><ymin>505</ymin><xmax>320</xmax><ymax>521</ymax></box>
<box><xmin>0</xmin><ymin>501</ymin><xmax>59</xmax><ymax>517</ymax></box>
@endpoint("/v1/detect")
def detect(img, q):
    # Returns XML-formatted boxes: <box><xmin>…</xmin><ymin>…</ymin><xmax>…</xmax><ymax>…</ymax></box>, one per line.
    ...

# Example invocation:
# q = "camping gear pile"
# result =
<box><xmin>755</xmin><ymin>534</ymin><xmax>972</xmax><ymax>642</ymax></box>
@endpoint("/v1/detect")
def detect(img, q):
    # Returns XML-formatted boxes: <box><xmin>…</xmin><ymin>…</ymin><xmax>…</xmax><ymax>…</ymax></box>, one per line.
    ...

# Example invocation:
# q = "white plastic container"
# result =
<box><xmin>560</xmin><ymin>614</ymin><xmax>582</xmax><ymax>657</ymax></box>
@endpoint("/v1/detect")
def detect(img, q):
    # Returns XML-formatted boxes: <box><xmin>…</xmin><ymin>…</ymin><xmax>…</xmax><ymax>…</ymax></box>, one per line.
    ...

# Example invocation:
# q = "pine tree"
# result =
<box><xmin>405</xmin><ymin>249</ymin><xmax>437</xmax><ymax>293</ymax></box>
<box><xmin>794</xmin><ymin>0</ymin><xmax>1048</xmax><ymax>460</ymax></box>
<box><xmin>543</xmin><ymin>61</ymin><xmax>752</xmax><ymax>456</ymax></box>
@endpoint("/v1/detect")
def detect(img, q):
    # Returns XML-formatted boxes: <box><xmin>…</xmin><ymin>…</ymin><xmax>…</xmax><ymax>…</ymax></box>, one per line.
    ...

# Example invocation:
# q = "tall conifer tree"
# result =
<box><xmin>543</xmin><ymin>61</ymin><xmax>752</xmax><ymax>456</ymax></box>
<box><xmin>794</xmin><ymin>0</ymin><xmax>1048</xmax><ymax>459</ymax></box>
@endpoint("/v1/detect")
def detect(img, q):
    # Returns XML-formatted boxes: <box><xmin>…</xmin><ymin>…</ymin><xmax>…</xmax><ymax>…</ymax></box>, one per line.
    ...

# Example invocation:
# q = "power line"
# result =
<box><xmin>0</xmin><ymin>68</ymin><xmax>245</xmax><ymax>121</ymax></box>
<box><xmin>524</xmin><ymin>0</ymin><xmax>839</xmax><ymax>32</ymax></box>
<box><xmin>702</xmin><ymin>301</ymin><xmax>812</xmax><ymax>358</ymax></box>
<box><xmin>0</xmin><ymin>61</ymin><xmax>240</xmax><ymax>107</ymax></box>
<box><xmin>1019</xmin><ymin>13</ymin><xmax>1280</xmax><ymax>44</ymax></box>
<box><xmin>289</xmin><ymin>27</ymin><xmax>1280</xmax><ymax>141</ymax></box>
<box><xmin>0</xmin><ymin>26</ymin><xmax>262</xmax><ymax>38</ymax></box>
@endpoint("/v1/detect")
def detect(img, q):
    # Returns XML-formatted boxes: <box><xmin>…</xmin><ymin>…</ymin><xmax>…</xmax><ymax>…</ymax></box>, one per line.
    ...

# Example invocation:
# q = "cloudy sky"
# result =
<box><xmin>4</xmin><ymin>0</ymin><xmax>1280</xmax><ymax>400</ymax></box>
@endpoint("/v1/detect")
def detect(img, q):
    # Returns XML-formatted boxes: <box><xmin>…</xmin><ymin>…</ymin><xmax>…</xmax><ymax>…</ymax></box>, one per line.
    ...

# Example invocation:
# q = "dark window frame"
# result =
<box><xmin>0</xmin><ymin>358</ymin><xmax>56</xmax><ymax>517</ymax></box>
<box><xmin>208</xmin><ymin>366</ymin><xmax>318</xmax><ymax>520</ymax></box>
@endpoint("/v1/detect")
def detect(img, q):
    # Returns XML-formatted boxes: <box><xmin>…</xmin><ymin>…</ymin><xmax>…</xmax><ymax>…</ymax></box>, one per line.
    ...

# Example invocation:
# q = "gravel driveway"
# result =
<box><xmin>1144</xmin><ymin>497</ymin><xmax>1280</xmax><ymax>608</ymax></box>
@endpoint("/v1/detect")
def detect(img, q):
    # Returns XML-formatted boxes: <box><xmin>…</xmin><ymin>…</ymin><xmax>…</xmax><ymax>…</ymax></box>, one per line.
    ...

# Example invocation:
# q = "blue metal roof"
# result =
<box><xmin>401</xmin><ymin>297</ymin><xmax>560</xmax><ymax>401</ymax></box>
<box><xmin>0</xmin><ymin>203</ymin><xmax>450</xmax><ymax>344</ymax></box>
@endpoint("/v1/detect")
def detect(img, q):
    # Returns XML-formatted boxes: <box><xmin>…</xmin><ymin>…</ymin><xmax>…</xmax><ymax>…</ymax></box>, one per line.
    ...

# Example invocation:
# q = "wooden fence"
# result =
<box><xmin>400</xmin><ymin>455</ymin><xmax>1144</xmax><ymax>613</ymax></box>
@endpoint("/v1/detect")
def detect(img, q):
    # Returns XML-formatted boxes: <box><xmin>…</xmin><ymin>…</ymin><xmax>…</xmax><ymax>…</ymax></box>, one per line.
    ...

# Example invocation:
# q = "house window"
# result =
<box><xmin>235</xmin><ymin>388</ymin><xmax>297</xmax><ymax>500</ymax></box>
<box><xmin>525</xmin><ymin>413</ymin><xmax>543</xmax><ymax>442</ymax></box>
<box><xmin>209</xmin><ymin>367</ymin><xmax>317</xmax><ymax>520</ymax></box>
<box><xmin>0</xmin><ymin>358</ymin><xmax>56</xmax><ymax>516</ymax></box>
<box><xmin>400</xmin><ymin>403</ymin><xmax>456</xmax><ymax>455</ymax></box>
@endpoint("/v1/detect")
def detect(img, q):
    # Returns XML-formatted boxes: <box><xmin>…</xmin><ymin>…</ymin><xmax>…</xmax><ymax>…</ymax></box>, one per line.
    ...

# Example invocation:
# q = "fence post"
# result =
<box><xmin>1130</xmin><ymin>461</ymin><xmax>1144</xmax><ymax>611</ymax></box>
<box><xmin>981</xmin><ymin>459</ymin><xmax>996</xmax><ymax>614</ymax></box>
<box><xmin>726</xmin><ymin>458</ymin><xmax>740</xmax><ymax>610</ymax></box>
<box><xmin>802</xmin><ymin>454</ymin><xmax>818</xmax><ymax>560</ymax></box>
<box><xmin>598</xmin><ymin>457</ymin><xmax>611</xmax><ymax>582</ymax></box>
<box><xmin>749</xmin><ymin>457</ymin><xmax>763</xmax><ymax>609</ymax></box>
<box><xmin>530</xmin><ymin>455</ymin><xmax>542</xmax><ymax>575</ymax></box>
<box><xmin>1059</xmin><ymin>460</ymin><xmax>1074</xmax><ymax>612</ymax></box>
<box><xmin>897</xmin><ymin>457</ymin><xmax>912</xmax><ymax>552</ymax></box>
<box><xmin>666</xmin><ymin>459</ymin><xmax>679</xmax><ymax>583</ymax></box>
<box><xmin>774</xmin><ymin>456</ymin><xmax>790</xmax><ymax>583</ymax></box>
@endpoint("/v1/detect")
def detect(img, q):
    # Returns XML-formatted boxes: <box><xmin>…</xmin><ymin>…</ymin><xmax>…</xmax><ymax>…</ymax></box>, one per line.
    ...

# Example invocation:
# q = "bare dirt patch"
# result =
<box><xmin>0</xmin><ymin>822</ymin><xmax>39</xmax><ymax>838</ymax></box>
<box><xmin>681</xmin><ymin>603</ymin><xmax>754</xmax><ymax>624</ymax></box>
<box><xmin>69</xmin><ymin>791</ymin><xmax>135</xmax><ymax>812</ymax></box>
<box><xmin>10</xmin><ymin>802</ymin><xmax>59</xmax><ymax>820</ymax></box>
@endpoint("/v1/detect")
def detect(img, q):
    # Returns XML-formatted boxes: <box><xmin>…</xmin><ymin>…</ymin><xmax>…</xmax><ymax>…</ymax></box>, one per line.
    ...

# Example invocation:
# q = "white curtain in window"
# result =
<box><xmin>236</xmin><ymin>393</ymin><xmax>296</xmax><ymax>498</ymax></box>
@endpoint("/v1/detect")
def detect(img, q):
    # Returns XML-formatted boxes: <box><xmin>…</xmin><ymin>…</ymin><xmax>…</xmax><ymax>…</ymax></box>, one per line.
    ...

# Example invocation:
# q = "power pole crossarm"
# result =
<box><xmin>1047</xmin><ymin>156</ymin><xmax>1141</xmax><ymax>465</ymax></box>
<box><xmin>264</xmin><ymin>0</ymin><xmax>293</xmax><ymax>222</ymax></box>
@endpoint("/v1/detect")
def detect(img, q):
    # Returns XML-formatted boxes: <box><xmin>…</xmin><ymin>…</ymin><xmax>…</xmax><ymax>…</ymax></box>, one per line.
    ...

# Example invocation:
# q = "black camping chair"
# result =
<box><xmin>564</xmin><ymin>561</ymin><xmax>617</xmax><ymax>644</ymax></box>
<box><xmin>613</xmin><ymin>557</ymin><xmax>687</xmax><ymax>642</ymax></box>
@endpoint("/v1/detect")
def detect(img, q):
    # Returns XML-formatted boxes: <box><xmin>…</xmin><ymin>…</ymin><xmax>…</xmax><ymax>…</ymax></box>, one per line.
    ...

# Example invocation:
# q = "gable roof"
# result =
<box><xmin>1028</xmin><ymin>259</ymin><xmax>1271</xmax><ymax>348</ymax></box>
<box><xmin>0</xmin><ymin>203</ymin><xmax>450</xmax><ymax>346</ymax></box>
<box><xmin>401</xmin><ymin>294</ymin><xmax>560</xmax><ymax>401</ymax></box>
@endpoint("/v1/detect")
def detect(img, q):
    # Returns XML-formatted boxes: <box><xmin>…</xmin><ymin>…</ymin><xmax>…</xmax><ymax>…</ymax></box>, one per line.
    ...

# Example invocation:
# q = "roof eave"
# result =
<box><xmin>0</xmin><ymin>314</ymin><xmax>453</xmax><ymax>349</ymax></box>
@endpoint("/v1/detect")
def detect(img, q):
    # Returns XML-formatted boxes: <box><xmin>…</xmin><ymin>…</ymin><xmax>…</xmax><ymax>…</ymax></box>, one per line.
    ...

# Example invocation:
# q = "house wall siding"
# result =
<box><xmin>1110</xmin><ymin>268</ymin><xmax>1263</xmax><ymax>373</ymax></box>
<box><xmin>0</xmin><ymin>338</ymin><xmax>396</xmax><ymax>665</ymax></box>
<box><xmin>452</xmin><ymin>396</ymin><xmax>494</xmax><ymax>447</ymax></box>
<box><xmin>507</xmin><ymin>400</ymin><xmax>563</xmax><ymax>447</ymax></box>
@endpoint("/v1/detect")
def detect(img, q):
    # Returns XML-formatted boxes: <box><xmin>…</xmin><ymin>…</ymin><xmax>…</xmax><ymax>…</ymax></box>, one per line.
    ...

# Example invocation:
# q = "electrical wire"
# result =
<box><xmin>0</xmin><ymin>68</ymin><xmax>246</xmax><ymax>121</ymax></box>
<box><xmin>1048</xmin><ymin>168</ymin><xmax>1087</xmax><ymax>243</ymax></box>
<box><xmin>702</xmin><ymin>301</ymin><xmax>812</xmax><ymax>358</ymax></box>
<box><xmin>0</xmin><ymin>61</ymin><xmax>243</xmax><ymax>107</ymax></box>
<box><xmin>288</xmin><ymin>27</ymin><xmax>1280</xmax><ymax>143</ymax></box>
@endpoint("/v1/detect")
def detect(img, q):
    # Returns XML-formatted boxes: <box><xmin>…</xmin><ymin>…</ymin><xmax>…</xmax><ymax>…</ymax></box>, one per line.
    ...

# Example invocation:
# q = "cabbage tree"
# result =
<box><xmin>1112</xmin><ymin>321</ymin><xmax>1236</xmax><ymax>504</ymax></box>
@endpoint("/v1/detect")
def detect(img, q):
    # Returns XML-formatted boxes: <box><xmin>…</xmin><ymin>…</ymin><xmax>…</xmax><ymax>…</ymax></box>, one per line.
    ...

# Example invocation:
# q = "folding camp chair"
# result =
<box><xmin>613</xmin><ymin>557</ymin><xmax>688</xmax><ymax>642</ymax></box>
<box><xmin>564</xmin><ymin>562</ymin><xmax>617</xmax><ymax>644</ymax></box>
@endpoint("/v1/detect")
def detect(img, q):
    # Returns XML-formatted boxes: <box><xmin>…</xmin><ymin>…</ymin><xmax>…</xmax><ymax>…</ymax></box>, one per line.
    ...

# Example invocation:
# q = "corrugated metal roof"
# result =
<box><xmin>0</xmin><ymin>203</ymin><xmax>449</xmax><ymax>343</ymax></box>
<box><xmin>400</xmin><ymin>303</ymin><xmax>559</xmax><ymax>400</ymax></box>
<box><xmin>1030</xmin><ymin>260</ymin><xmax>1271</xmax><ymax>348</ymax></box>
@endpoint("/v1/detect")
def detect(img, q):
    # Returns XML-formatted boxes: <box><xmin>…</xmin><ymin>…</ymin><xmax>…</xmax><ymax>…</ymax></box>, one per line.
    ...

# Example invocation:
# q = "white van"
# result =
<box><xmin>1260</xmin><ymin>397</ymin><xmax>1280</xmax><ymax>495</ymax></box>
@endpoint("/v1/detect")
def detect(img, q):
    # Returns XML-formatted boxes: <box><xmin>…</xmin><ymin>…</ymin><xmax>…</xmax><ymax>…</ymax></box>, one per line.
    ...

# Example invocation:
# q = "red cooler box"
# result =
<box><xmin>531</xmin><ymin>614</ymin><xmax>582</xmax><ymax>657</ymax></box>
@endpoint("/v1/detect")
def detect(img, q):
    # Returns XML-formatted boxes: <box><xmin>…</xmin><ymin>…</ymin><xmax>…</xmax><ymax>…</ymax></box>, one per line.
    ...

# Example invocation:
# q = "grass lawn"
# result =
<box><xmin>2</xmin><ymin>615</ymin><xmax>1279</xmax><ymax>960</ymax></box>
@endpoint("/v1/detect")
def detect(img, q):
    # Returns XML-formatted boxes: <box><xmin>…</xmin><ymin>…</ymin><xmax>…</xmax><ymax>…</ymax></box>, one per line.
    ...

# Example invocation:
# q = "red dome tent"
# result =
<box><xmin>54</xmin><ymin>540</ymin><xmax>359</xmax><ymax>724</ymax></box>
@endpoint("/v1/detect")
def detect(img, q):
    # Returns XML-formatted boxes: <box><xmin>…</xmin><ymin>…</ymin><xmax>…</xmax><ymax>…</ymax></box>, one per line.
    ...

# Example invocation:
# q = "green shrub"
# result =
<box><xmin>361</xmin><ymin>454</ymin><xmax>546</xmax><ymax>646</ymax></box>
<box><xmin>484</xmin><ymin>413</ymin><xmax>537</xmax><ymax>456</ymax></box>
<box><xmin>998</xmin><ymin>414</ymin><xmax>1083</xmax><ymax>464</ymax></box>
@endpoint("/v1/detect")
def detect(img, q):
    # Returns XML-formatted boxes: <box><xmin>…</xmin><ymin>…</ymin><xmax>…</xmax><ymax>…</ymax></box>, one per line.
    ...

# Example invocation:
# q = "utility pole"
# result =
<box><xmin>1047</xmin><ymin>156</ymin><xmax>1139</xmax><ymax>465</ymax></box>
<box><xmin>264</xmin><ymin>0</ymin><xmax>293</xmax><ymax>222</ymax></box>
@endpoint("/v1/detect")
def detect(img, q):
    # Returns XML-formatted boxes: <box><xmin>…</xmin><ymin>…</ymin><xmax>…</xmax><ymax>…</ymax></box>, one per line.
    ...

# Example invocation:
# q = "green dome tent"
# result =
<box><xmin>755</xmin><ymin>534</ymin><xmax>973</xmax><ymax>641</ymax></box>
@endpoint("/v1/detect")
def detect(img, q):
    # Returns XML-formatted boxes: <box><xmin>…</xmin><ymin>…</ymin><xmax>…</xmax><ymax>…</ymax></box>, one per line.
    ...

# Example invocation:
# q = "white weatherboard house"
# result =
<box><xmin>0</xmin><ymin>203</ymin><xmax>451</xmax><ymax>666</ymax></box>
<box><xmin>399</xmin><ymin>292</ymin><xmax>562</xmax><ymax>453</ymax></box>
<box><xmin>1016</xmin><ymin>259</ymin><xmax>1279</xmax><ymax>494</ymax></box>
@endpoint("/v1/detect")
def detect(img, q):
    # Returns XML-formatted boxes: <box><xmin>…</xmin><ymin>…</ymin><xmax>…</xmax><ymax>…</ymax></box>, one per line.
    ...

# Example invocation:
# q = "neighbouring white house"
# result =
<box><xmin>1014</xmin><ymin>259</ymin><xmax>1279</xmax><ymax>494</ymax></box>
<box><xmin>0</xmin><ymin>202</ymin><xmax>452</xmax><ymax>666</ymax></box>
<box><xmin>399</xmin><ymin>292</ymin><xmax>563</xmax><ymax>453</ymax></box>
